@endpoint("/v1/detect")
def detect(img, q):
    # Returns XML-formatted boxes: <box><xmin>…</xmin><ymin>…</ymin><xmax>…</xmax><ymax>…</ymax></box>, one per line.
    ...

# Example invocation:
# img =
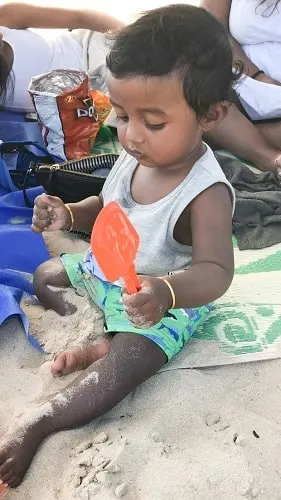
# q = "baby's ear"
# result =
<box><xmin>199</xmin><ymin>102</ymin><xmax>230</xmax><ymax>132</ymax></box>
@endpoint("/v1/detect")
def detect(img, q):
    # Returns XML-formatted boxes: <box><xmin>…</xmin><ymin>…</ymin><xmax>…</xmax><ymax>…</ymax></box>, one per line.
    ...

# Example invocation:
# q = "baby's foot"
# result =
<box><xmin>0</xmin><ymin>422</ymin><xmax>46</xmax><ymax>487</ymax></box>
<box><xmin>51</xmin><ymin>341</ymin><xmax>110</xmax><ymax>377</ymax></box>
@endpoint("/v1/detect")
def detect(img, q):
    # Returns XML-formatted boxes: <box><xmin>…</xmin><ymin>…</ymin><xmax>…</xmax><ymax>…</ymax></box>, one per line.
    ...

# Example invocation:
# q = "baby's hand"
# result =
<box><xmin>122</xmin><ymin>276</ymin><xmax>172</xmax><ymax>328</ymax></box>
<box><xmin>32</xmin><ymin>193</ymin><xmax>71</xmax><ymax>233</ymax></box>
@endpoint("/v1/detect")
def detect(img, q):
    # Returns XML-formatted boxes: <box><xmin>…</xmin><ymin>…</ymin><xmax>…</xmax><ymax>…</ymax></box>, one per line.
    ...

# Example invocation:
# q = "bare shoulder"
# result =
<box><xmin>174</xmin><ymin>182</ymin><xmax>233</xmax><ymax>247</ymax></box>
<box><xmin>191</xmin><ymin>182</ymin><xmax>233</xmax><ymax>215</ymax></box>
<box><xmin>189</xmin><ymin>182</ymin><xmax>234</xmax><ymax>274</ymax></box>
<box><xmin>189</xmin><ymin>182</ymin><xmax>233</xmax><ymax>239</ymax></box>
<box><xmin>178</xmin><ymin>182</ymin><xmax>233</xmax><ymax>228</ymax></box>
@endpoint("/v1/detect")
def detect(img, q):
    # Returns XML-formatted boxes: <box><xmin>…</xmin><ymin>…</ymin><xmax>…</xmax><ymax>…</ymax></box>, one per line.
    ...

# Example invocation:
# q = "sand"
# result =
<box><xmin>1</xmin><ymin>231</ymin><xmax>281</xmax><ymax>499</ymax></box>
<box><xmin>20</xmin><ymin>290</ymin><xmax>105</xmax><ymax>356</ymax></box>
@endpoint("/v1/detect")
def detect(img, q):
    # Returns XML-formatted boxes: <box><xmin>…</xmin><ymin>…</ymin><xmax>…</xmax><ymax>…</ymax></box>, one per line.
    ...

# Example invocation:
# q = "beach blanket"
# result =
<box><xmin>165</xmin><ymin>238</ymin><xmax>281</xmax><ymax>370</ymax></box>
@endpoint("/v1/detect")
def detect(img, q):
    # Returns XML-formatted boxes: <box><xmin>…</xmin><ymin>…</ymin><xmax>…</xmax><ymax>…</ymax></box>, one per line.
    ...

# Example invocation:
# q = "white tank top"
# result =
<box><xmin>0</xmin><ymin>27</ymin><xmax>83</xmax><ymax>112</ymax></box>
<box><xmin>84</xmin><ymin>145</ymin><xmax>235</xmax><ymax>283</ymax></box>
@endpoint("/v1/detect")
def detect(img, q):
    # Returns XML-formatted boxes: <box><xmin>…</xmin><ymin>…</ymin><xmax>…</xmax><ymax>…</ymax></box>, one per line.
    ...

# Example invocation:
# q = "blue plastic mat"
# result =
<box><xmin>0</xmin><ymin>186</ymin><xmax>49</xmax><ymax>271</ymax></box>
<box><xmin>0</xmin><ymin>186</ymin><xmax>49</xmax><ymax>350</ymax></box>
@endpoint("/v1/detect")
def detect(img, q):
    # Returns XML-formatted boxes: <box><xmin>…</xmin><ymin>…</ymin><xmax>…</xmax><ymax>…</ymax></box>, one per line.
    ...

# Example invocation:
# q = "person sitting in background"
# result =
<box><xmin>0</xmin><ymin>2</ymin><xmax>124</xmax><ymax>112</ymax></box>
<box><xmin>202</xmin><ymin>0</ymin><xmax>281</xmax><ymax>177</ymax></box>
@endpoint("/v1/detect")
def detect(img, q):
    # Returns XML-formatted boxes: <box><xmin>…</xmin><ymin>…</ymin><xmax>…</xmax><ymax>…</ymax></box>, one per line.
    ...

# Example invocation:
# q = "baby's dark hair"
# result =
<box><xmin>107</xmin><ymin>4</ymin><xmax>240</xmax><ymax>118</ymax></box>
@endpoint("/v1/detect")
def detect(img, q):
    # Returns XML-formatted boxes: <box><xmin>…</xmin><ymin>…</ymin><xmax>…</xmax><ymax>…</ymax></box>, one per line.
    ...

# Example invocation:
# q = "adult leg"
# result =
<box><xmin>0</xmin><ymin>333</ymin><xmax>166</xmax><ymax>488</ymax></box>
<box><xmin>33</xmin><ymin>257</ymin><xmax>75</xmax><ymax>315</ymax></box>
<box><xmin>204</xmin><ymin>104</ymin><xmax>281</xmax><ymax>173</ymax></box>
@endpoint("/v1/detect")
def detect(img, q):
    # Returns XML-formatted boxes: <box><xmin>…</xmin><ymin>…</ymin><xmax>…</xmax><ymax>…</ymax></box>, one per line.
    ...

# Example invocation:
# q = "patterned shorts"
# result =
<box><xmin>61</xmin><ymin>253</ymin><xmax>212</xmax><ymax>361</ymax></box>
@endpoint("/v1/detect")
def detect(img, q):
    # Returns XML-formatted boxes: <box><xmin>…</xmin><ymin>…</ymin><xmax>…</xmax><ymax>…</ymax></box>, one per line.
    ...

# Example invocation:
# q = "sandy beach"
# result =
<box><xmin>2</xmin><ymin>316</ymin><xmax>281</xmax><ymax>500</ymax></box>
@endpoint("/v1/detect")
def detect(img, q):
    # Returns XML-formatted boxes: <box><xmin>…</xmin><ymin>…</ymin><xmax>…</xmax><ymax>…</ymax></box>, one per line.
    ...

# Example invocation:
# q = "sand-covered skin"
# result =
<box><xmin>21</xmin><ymin>229</ymin><xmax>106</xmax><ymax>355</ymax></box>
<box><xmin>33</xmin><ymin>231</ymin><xmax>109</xmax><ymax>354</ymax></box>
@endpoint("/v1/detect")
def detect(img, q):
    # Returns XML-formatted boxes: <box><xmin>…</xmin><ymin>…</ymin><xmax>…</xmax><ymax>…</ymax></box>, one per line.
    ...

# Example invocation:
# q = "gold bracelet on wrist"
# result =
<box><xmin>64</xmin><ymin>204</ymin><xmax>74</xmax><ymax>232</ymax></box>
<box><xmin>160</xmin><ymin>278</ymin><xmax>176</xmax><ymax>309</ymax></box>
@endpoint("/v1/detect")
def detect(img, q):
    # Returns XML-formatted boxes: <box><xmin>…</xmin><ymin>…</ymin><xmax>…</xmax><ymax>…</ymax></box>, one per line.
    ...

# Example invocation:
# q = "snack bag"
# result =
<box><xmin>90</xmin><ymin>90</ymin><xmax>112</xmax><ymax>125</ymax></box>
<box><xmin>29</xmin><ymin>69</ymin><xmax>100</xmax><ymax>161</ymax></box>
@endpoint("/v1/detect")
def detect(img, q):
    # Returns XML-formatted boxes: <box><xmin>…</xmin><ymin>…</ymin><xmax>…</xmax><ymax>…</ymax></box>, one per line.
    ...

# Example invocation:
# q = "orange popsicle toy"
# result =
<box><xmin>91</xmin><ymin>201</ymin><xmax>141</xmax><ymax>294</ymax></box>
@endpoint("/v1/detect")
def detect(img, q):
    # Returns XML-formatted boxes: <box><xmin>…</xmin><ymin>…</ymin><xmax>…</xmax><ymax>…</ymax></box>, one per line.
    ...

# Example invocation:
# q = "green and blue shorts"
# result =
<box><xmin>61</xmin><ymin>253</ymin><xmax>212</xmax><ymax>362</ymax></box>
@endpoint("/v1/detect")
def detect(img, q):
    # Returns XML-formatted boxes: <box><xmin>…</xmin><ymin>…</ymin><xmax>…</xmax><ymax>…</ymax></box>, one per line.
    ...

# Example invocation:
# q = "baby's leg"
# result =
<box><xmin>0</xmin><ymin>333</ymin><xmax>166</xmax><ymax>488</ymax></box>
<box><xmin>33</xmin><ymin>257</ymin><xmax>74</xmax><ymax>315</ymax></box>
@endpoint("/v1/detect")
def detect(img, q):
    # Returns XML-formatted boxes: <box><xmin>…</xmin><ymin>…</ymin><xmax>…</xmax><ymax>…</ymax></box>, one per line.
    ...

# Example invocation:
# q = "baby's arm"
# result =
<box><xmin>166</xmin><ymin>183</ymin><xmax>234</xmax><ymax>308</ymax></box>
<box><xmin>0</xmin><ymin>3</ymin><xmax>124</xmax><ymax>32</ymax></box>
<box><xmin>122</xmin><ymin>183</ymin><xmax>233</xmax><ymax>328</ymax></box>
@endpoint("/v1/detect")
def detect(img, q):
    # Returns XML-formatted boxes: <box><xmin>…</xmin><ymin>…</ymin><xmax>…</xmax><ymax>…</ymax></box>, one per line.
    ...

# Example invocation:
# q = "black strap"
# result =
<box><xmin>251</xmin><ymin>70</ymin><xmax>264</xmax><ymax>80</ymax></box>
<box><xmin>22</xmin><ymin>167</ymin><xmax>34</xmax><ymax>208</ymax></box>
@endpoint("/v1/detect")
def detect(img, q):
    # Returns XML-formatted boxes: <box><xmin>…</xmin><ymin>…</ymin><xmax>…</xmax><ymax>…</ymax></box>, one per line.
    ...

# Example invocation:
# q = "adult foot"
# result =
<box><xmin>51</xmin><ymin>341</ymin><xmax>110</xmax><ymax>377</ymax></box>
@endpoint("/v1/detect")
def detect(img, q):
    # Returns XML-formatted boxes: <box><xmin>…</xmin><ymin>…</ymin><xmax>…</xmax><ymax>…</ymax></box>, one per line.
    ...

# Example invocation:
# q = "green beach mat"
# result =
<box><xmin>165</xmin><ymin>239</ymin><xmax>281</xmax><ymax>370</ymax></box>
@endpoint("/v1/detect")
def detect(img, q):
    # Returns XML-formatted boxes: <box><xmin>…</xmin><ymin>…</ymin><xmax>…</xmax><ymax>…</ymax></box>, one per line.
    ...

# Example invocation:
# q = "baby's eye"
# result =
<box><xmin>116</xmin><ymin>115</ymin><xmax>129</xmax><ymax>123</ymax></box>
<box><xmin>145</xmin><ymin>122</ymin><xmax>166</xmax><ymax>131</ymax></box>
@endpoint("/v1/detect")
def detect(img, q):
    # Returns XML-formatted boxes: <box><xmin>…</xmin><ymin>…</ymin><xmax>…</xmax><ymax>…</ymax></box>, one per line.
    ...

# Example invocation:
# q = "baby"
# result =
<box><xmin>0</xmin><ymin>4</ymin><xmax>235</xmax><ymax>489</ymax></box>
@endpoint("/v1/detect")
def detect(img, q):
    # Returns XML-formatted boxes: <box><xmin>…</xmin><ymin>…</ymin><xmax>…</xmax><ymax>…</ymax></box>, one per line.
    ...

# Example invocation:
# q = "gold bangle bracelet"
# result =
<box><xmin>161</xmin><ymin>278</ymin><xmax>176</xmax><ymax>309</ymax></box>
<box><xmin>65</xmin><ymin>204</ymin><xmax>74</xmax><ymax>232</ymax></box>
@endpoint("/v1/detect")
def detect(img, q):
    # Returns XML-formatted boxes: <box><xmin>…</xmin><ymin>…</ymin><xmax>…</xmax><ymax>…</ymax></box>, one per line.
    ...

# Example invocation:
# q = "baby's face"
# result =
<box><xmin>106</xmin><ymin>72</ymin><xmax>203</xmax><ymax>169</ymax></box>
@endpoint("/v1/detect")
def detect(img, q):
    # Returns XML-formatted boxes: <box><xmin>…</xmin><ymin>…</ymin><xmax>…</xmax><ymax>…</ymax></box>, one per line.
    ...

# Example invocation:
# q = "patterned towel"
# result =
<box><xmin>164</xmin><ymin>238</ymin><xmax>281</xmax><ymax>370</ymax></box>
